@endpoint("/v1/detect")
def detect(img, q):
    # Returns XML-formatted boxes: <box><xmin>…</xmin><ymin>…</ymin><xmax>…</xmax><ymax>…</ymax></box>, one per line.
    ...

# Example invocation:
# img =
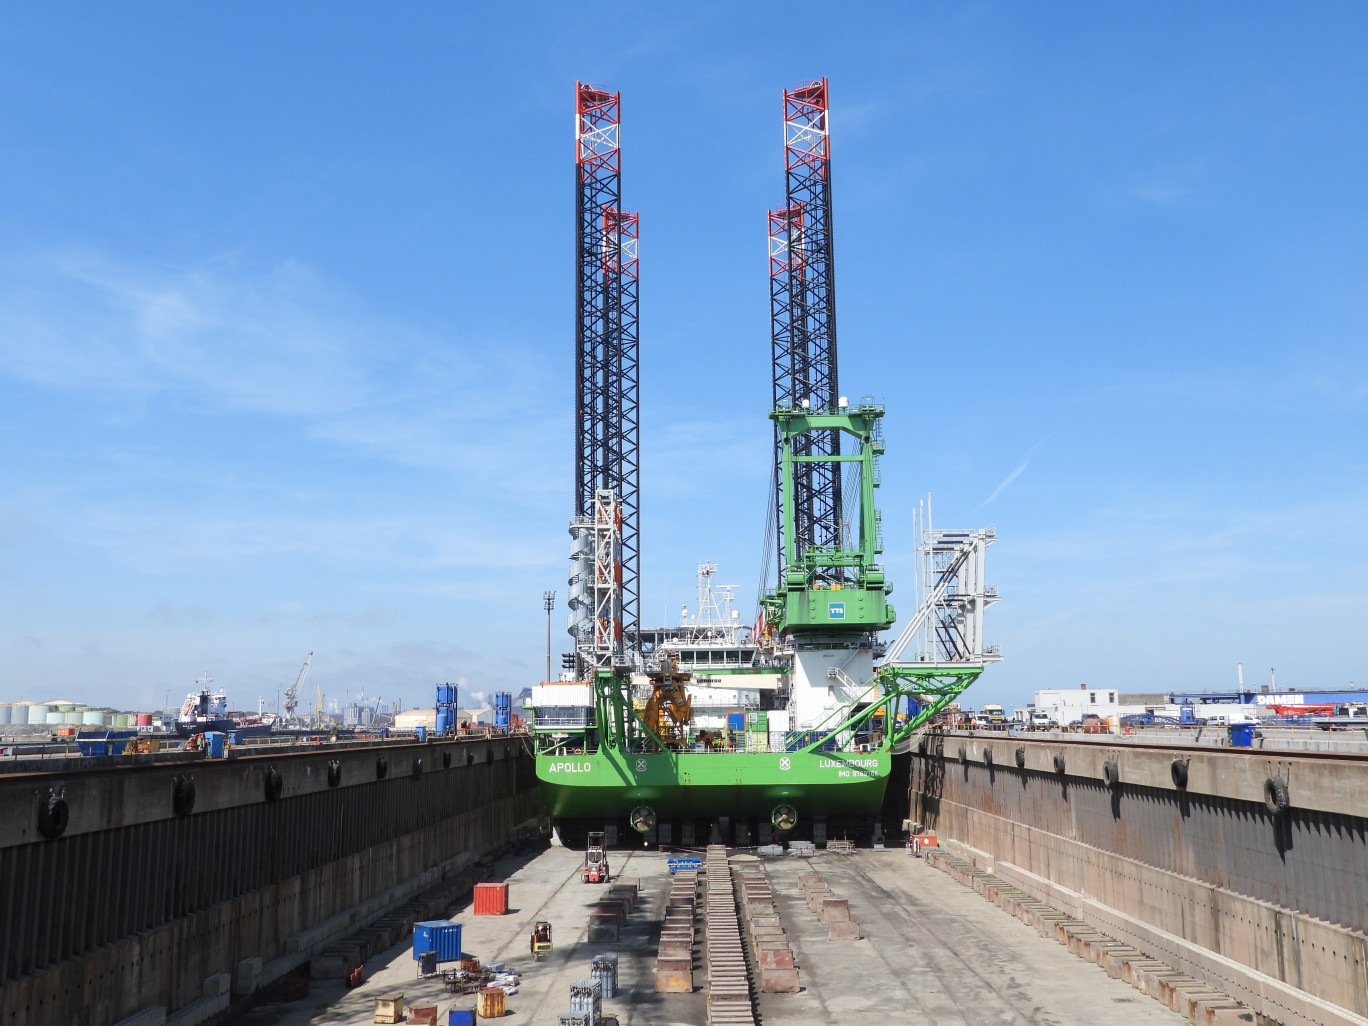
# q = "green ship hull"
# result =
<box><xmin>536</xmin><ymin>748</ymin><xmax>891</xmax><ymax>820</ymax></box>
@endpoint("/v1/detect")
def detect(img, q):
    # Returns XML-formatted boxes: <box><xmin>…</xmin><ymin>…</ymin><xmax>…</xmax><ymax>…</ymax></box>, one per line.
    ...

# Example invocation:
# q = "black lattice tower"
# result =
<box><xmin>574</xmin><ymin>83</ymin><xmax>640</xmax><ymax>643</ymax></box>
<box><xmin>769</xmin><ymin>79</ymin><xmax>842</xmax><ymax>583</ymax></box>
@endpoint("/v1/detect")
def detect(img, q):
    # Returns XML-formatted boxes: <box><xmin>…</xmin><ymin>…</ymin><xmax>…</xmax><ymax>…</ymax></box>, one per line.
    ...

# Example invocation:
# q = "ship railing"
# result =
<box><xmin>531</xmin><ymin>714</ymin><xmax>594</xmax><ymax>728</ymax></box>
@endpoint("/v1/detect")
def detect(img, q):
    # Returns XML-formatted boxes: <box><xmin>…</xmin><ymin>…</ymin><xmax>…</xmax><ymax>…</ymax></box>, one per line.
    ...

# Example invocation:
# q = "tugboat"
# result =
<box><xmin>174</xmin><ymin>675</ymin><xmax>275</xmax><ymax>738</ymax></box>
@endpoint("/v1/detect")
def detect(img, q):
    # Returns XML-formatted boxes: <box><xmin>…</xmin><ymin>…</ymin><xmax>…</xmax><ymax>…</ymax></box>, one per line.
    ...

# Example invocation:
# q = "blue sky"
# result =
<box><xmin>1</xmin><ymin>3</ymin><xmax>1365</xmax><ymax>714</ymax></box>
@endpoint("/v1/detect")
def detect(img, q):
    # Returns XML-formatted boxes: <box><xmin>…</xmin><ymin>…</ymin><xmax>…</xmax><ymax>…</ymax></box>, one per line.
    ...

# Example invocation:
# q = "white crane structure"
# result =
<box><xmin>283</xmin><ymin>652</ymin><xmax>313</xmax><ymax>722</ymax></box>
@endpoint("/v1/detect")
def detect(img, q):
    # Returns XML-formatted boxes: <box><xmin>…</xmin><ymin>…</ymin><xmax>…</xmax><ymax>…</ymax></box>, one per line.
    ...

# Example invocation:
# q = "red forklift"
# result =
<box><xmin>581</xmin><ymin>831</ymin><xmax>611</xmax><ymax>883</ymax></box>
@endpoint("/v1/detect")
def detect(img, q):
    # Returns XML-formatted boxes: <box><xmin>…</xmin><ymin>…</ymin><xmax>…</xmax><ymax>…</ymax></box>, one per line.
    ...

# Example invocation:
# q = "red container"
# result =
<box><xmin>472</xmin><ymin>882</ymin><xmax>509</xmax><ymax>916</ymax></box>
<box><xmin>137</xmin><ymin>714</ymin><xmax>153</xmax><ymax>726</ymax></box>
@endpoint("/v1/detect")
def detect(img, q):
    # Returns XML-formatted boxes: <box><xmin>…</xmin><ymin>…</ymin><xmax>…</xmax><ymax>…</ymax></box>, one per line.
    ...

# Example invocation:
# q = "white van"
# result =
<box><xmin>1029</xmin><ymin>711</ymin><xmax>1055</xmax><ymax>728</ymax></box>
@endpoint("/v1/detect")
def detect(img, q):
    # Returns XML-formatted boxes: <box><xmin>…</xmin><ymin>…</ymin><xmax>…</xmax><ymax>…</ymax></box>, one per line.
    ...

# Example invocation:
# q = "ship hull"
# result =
<box><xmin>536</xmin><ymin>748</ymin><xmax>890</xmax><ymax>820</ymax></box>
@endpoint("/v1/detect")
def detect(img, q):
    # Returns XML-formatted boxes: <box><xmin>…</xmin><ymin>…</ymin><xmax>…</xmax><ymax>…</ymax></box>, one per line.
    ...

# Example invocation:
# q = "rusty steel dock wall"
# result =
<box><xmin>0</xmin><ymin>735</ymin><xmax>542</xmax><ymax>1026</ymax></box>
<box><xmin>909</xmin><ymin>731</ymin><xmax>1368</xmax><ymax>1026</ymax></box>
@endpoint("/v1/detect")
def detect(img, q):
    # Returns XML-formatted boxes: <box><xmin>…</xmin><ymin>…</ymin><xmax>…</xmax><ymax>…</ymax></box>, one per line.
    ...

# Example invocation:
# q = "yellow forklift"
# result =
<box><xmin>529</xmin><ymin>921</ymin><xmax>553</xmax><ymax>960</ymax></box>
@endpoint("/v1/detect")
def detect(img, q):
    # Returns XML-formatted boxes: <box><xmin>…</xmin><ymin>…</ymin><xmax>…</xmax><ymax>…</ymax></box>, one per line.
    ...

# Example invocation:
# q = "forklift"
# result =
<box><xmin>581</xmin><ymin>831</ymin><xmax>611</xmax><ymax>883</ymax></box>
<box><xmin>529</xmin><ymin>920</ymin><xmax>553</xmax><ymax>960</ymax></box>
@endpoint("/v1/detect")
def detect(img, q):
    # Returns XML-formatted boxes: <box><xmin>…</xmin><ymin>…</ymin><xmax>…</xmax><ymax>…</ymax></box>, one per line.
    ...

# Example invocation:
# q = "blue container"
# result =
<box><xmin>727</xmin><ymin>712</ymin><xmax>745</xmax><ymax>732</ymax></box>
<box><xmin>76</xmin><ymin>730</ymin><xmax>136</xmax><ymax>756</ymax></box>
<box><xmin>1228</xmin><ymin>724</ymin><xmax>1256</xmax><ymax>747</ymax></box>
<box><xmin>494</xmin><ymin>692</ymin><xmax>512</xmax><ymax>729</ymax></box>
<box><xmin>448</xmin><ymin>1011</ymin><xmax>476</xmax><ymax>1026</ymax></box>
<box><xmin>204</xmin><ymin>731</ymin><xmax>226</xmax><ymax>759</ymax></box>
<box><xmin>415</xmin><ymin>725</ymin><xmax>428</xmax><ymax>743</ymax></box>
<box><xmin>413</xmin><ymin>920</ymin><xmax>462</xmax><ymax>963</ymax></box>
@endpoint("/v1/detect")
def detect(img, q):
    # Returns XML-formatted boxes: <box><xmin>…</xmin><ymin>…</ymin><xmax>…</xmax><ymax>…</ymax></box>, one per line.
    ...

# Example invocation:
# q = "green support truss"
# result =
<box><xmin>784</xmin><ymin>663</ymin><xmax>985</xmax><ymax>754</ymax></box>
<box><xmin>764</xmin><ymin>402</ymin><xmax>895</xmax><ymax>636</ymax></box>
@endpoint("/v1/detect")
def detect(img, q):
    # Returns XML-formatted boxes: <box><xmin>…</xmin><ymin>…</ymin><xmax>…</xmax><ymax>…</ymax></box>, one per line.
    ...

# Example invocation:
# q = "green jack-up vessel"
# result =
<box><xmin>535</xmin><ymin>80</ymin><xmax>999</xmax><ymax>846</ymax></box>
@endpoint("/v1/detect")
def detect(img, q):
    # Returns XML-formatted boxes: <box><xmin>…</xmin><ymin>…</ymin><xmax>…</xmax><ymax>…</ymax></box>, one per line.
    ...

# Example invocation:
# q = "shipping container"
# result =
<box><xmin>412</xmin><ymin>921</ymin><xmax>463</xmax><ymax>963</ymax></box>
<box><xmin>472</xmin><ymin>882</ymin><xmax>508</xmax><ymax>916</ymax></box>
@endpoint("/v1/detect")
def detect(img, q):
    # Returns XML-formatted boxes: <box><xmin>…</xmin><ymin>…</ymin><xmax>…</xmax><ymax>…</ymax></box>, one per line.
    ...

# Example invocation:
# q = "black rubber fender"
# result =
<box><xmin>1102</xmin><ymin>759</ymin><xmax>1120</xmax><ymax>789</ymax></box>
<box><xmin>38</xmin><ymin>788</ymin><xmax>69</xmax><ymax>839</ymax></box>
<box><xmin>486</xmin><ymin>749</ymin><xmax>494</xmax><ymax>765</ymax></box>
<box><xmin>916</xmin><ymin>739</ymin><xmax>927</xmax><ymax>755</ymax></box>
<box><xmin>957</xmin><ymin>745</ymin><xmax>967</xmax><ymax>765</ymax></box>
<box><xmin>1014</xmin><ymin>746</ymin><xmax>1026</xmax><ymax>769</ymax></box>
<box><xmin>1264</xmin><ymin>776</ymin><xmax>1290</xmax><ymax>815</ymax></box>
<box><xmin>172</xmin><ymin>774</ymin><xmax>197</xmax><ymax>816</ymax></box>
<box><xmin>466</xmin><ymin>752</ymin><xmax>475</xmax><ymax>767</ymax></box>
<box><xmin>411</xmin><ymin>757</ymin><xmax>423</xmax><ymax>780</ymax></box>
<box><xmin>983</xmin><ymin>746</ymin><xmax>994</xmax><ymax>766</ymax></box>
<box><xmin>326</xmin><ymin>759</ymin><xmax>342</xmax><ymax>788</ymax></box>
<box><xmin>1170</xmin><ymin>758</ymin><xmax>1189</xmax><ymax>789</ymax></box>
<box><xmin>264</xmin><ymin>766</ymin><xmax>284</xmax><ymax>802</ymax></box>
<box><xmin>376</xmin><ymin>755</ymin><xmax>389</xmax><ymax>779</ymax></box>
<box><xmin>1052</xmin><ymin>753</ymin><xmax>1067</xmax><ymax>775</ymax></box>
<box><xmin>441</xmin><ymin>750</ymin><xmax>452</xmax><ymax>769</ymax></box>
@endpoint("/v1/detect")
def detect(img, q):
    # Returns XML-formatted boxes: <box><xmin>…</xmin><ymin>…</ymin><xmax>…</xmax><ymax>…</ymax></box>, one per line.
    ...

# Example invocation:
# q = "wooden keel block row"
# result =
<box><xmin>923</xmin><ymin>848</ymin><xmax>1255</xmax><ymax>1025</ymax></box>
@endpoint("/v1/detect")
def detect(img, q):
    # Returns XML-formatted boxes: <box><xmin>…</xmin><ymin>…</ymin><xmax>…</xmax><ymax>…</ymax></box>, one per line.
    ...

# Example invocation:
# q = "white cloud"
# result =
<box><xmin>0</xmin><ymin>249</ymin><xmax>562</xmax><ymax>482</ymax></box>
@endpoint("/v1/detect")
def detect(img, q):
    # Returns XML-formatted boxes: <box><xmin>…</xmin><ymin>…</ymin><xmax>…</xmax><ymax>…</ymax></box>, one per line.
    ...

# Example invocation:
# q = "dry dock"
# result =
<box><xmin>238</xmin><ymin>845</ymin><xmax>1186</xmax><ymax>1026</ymax></box>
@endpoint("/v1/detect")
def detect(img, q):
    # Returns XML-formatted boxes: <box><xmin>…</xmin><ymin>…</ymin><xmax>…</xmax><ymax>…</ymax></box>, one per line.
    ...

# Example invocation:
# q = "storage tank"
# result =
<box><xmin>64</xmin><ymin>711</ymin><xmax>83</xmax><ymax>724</ymax></box>
<box><xmin>11</xmin><ymin>703</ymin><xmax>28</xmax><ymax>725</ymax></box>
<box><xmin>82</xmin><ymin>710</ymin><xmax>105</xmax><ymax>725</ymax></box>
<box><xmin>0</xmin><ymin>704</ymin><xmax>11</xmax><ymax>724</ymax></box>
<box><xmin>114</xmin><ymin>714</ymin><xmax>129</xmax><ymax>727</ymax></box>
<box><xmin>28</xmin><ymin>704</ymin><xmax>48</xmax><ymax>722</ymax></box>
<box><xmin>46</xmin><ymin>711</ymin><xmax>65</xmax><ymax>725</ymax></box>
<box><xmin>58</xmin><ymin>704</ymin><xmax>76</xmax><ymax>713</ymax></box>
<box><xmin>137</xmin><ymin>713</ymin><xmax>153</xmax><ymax>727</ymax></box>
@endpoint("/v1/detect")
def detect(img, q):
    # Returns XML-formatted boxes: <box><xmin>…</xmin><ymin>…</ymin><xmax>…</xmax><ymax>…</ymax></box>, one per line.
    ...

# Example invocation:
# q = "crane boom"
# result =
<box><xmin>282</xmin><ymin>652</ymin><xmax>312</xmax><ymax>719</ymax></box>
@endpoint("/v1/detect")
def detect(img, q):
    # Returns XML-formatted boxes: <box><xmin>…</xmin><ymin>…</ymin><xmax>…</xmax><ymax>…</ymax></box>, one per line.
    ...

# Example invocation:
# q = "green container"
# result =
<box><xmin>746</xmin><ymin>711</ymin><xmax>768</xmax><ymax>730</ymax></box>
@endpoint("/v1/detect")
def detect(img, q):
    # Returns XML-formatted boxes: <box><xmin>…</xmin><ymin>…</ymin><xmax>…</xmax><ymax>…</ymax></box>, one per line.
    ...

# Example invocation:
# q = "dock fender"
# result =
<box><xmin>264</xmin><ymin>765</ymin><xmax>284</xmax><ymax>802</ymax></box>
<box><xmin>326</xmin><ymin>759</ymin><xmax>342</xmax><ymax>787</ymax></box>
<box><xmin>957</xmin><ymin>745</ymin><xmax>967</xmax><ymax>765</ymax></box>
<box><xmin>37</xmin><ymin>786</ymin><xmax>69</xmax><ymax>839</ymax></box>
<box><xmin>1264</xmin><ymin>776</ymin><xmax>1290</xmax><ymax>815</ymax></box>
<box><xmin>442</xmin><ymin>750</ymin><xmax>452</xmax><ymax>769</ymax></box>
<box><xmin>1052</xmin><ymin>753</ymin><xmax>1066</xmax><ymax>774</ymax></box>
<box><xmin>1170</xmin><ymin>758</ymin><xmax>1189</xmax><ymax>789</ymax></box>
<box><xmin>411</xmin><ymin>757</ymin><xmax>423</xmax><ymax>780</ymax></box>
<box><xmin>982</xmin><ymin>746</ymin><xmax>994</xmax><ymax>767</ymax></box>
<box><xmin>376</xmin><ymin>755</ymin><xmax>389</xmax><ymax>779</ymax></box>
<box><xmin>1102</xmin><ymin>760</ymin><xmax>1120</xmax><ymax>789</ymax></box>
<box><xmin>172</xmin><ymin>774</ymin><xmax>197</xmax><ymax>816</ymax></box>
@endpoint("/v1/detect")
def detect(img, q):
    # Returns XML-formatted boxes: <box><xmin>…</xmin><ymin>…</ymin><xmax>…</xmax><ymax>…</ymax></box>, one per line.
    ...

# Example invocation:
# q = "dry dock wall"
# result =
<box><xmin>0</xmin><ymin>735</ymin><xmax>542</xmax><ymax>1026</ymax></box>
<box><xmin>909</xmin><ymin>731</ymin><xmax>1368</xmax><ymax>1026</ymax></box>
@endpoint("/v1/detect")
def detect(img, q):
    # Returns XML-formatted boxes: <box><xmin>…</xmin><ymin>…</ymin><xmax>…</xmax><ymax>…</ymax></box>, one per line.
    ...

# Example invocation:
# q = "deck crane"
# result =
<box><xmin>282</xmin><ymin>652</ymin><xmax>312</xmax><ymax>723</ymax></box>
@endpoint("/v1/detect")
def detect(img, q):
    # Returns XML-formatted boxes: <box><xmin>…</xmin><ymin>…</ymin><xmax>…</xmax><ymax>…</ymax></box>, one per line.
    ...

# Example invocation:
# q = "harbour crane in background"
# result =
<box><xmin>282</xmin><ymin>652</ymin><xmax>312</xmax><ymax>723</ymax></box>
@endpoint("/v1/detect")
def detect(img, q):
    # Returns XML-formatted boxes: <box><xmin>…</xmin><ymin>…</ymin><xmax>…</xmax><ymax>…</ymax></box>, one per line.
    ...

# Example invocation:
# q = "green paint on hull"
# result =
<box><xmin>536</xmin><ymin>749</ymin><xmax>891</xmax><ymax>820</ymax></box>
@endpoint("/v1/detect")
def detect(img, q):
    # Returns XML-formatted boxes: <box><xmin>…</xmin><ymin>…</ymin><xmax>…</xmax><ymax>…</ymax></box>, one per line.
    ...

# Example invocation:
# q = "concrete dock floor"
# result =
<box><xmin>238</xmin><ymin>846</ymin><xmax>1185</xmax><ymax>1026</ymax></box>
